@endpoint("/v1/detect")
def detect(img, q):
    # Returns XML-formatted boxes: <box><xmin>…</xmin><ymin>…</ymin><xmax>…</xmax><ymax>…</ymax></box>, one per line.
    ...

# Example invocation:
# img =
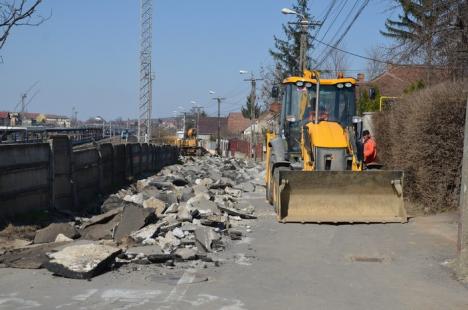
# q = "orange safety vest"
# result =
<box><xmin>363</xmin><ymin>138</ymin><xmax>377</xmax><ymax>164</ymax></box>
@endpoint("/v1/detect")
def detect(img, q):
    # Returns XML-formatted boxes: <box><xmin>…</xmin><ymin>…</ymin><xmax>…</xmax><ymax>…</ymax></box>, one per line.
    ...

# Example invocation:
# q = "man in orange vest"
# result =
<box><xmin>362</xmin><ymin>130</ymin><xmax>377</xmax><ymax>165</ymax></box>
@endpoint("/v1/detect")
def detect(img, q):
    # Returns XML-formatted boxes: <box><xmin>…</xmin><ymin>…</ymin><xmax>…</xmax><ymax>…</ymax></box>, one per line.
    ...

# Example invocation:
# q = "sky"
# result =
<box><xmin>0</xmin><ymin>0</ymin><xmax>398</xmax><ymax>120</ymax></box>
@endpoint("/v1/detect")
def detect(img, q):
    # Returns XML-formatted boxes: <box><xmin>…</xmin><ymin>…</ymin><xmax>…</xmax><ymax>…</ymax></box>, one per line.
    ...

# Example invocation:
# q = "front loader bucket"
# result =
<box><xmin>274</xmin><ymin>170</ymin><xmax>407</xmax><ymax>223</ymax></box>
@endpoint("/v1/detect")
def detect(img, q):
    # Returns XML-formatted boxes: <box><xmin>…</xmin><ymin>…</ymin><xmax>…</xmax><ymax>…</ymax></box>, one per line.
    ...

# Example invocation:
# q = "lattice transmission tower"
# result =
<box><xmin>138</xmin><ymin>0</ymin><xmax>153</xmax><ymax>143</ymax></box>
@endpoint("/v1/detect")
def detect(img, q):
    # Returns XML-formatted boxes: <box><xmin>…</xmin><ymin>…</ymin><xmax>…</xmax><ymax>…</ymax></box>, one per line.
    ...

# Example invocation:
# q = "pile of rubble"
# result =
<box><xmin>0</xmin><ymin>156</ymin><xmax>264</xmax><ymax>279</ymax></box>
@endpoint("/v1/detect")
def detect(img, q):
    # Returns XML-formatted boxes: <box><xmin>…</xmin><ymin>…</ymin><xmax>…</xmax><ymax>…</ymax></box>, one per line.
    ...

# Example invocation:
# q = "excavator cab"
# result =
<box><xmin>265</xmin><ymin>71</ymin><xmax>407</xmax><ymax>223</ymax></box>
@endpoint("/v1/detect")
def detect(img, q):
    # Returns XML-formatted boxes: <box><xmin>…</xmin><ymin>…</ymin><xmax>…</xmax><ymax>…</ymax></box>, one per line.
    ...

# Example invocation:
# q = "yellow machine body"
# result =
<box><xmin>265</xmin><ymin>71</ymin><xmax>407</xmax><ymax>223</ymax></box>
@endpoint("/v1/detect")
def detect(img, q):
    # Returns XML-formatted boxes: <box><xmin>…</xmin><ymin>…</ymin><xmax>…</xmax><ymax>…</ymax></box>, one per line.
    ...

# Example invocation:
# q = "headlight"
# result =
<box><xmin>345</xmin><ymin>82</ymin><xmax>352</xmax><ymax>88</ymax></box>
<box><xmin>305</xmin><ymin>82</ymin><xmax>313</xmax><ymax>88</ymax></box>
<box><xmin>286</xmin><ymin>115</ymin><xmax>296</xmax><ymax>122</ymax></box>
<box><xmin>336</xmin><ymin>83</ymin><xmax>344</xmax><ymax>89</ymax></box>
<box><xmin>296</xmin><ymin>81</ymin><xmax>304</xmax><ymax>87</ymax></box>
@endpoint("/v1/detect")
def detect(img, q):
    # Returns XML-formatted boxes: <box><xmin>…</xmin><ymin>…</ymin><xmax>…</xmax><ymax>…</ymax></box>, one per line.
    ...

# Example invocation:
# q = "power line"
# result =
<box><xmin>316</xmin><ymin>0</ymin><xmax>370</xmax><ymax>67</ymax></box>
<box><xmin>314</xmin><ymin>38</ymin><xmax>457</xmax><ymax>69</ymax></box>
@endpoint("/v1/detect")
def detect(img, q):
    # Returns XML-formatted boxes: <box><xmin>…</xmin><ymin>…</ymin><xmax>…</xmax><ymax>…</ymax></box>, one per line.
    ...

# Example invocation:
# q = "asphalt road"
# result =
<box><xmin>0</xmin><ymin>191</ymin><xmax>467</xmax><ymax>310</ymax></box>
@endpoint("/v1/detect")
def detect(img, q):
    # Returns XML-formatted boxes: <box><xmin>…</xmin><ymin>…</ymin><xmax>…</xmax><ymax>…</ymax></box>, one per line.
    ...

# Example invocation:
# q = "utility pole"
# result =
<box><xmin>183</xmin><ymin>112</ymin><xmax>186</xmax><ymax>136</ymax></box>
<box><xmin>212</xmin><ymin>97</ymin><xmax>226</xmax><ymax>156</ymax></box>
<box><xmin>458</xmin><ymin>95</ymin><xmax>468</xmax><ymax>282</ymax></box>
<box><xmin>282</xmin><ymin>8</ymin><xmax>322</xmax><ymax>74</ymax></box>
<box><xmin>243</xmin><ymin>74</ymin><xmax>263</xmax><ymax>160</ymax></box>
<box><xmin>192</xmin><ymin>104</ymin><xmax>203</xmax><ymax>141</ymax></box>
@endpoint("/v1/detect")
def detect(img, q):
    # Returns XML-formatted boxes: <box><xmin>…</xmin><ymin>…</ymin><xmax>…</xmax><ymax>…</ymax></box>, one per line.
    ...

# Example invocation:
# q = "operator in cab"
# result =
<box><xmin>362</xmin><ymin>130</ymin><xmax>377</xmax><ymax>165</ymax></box>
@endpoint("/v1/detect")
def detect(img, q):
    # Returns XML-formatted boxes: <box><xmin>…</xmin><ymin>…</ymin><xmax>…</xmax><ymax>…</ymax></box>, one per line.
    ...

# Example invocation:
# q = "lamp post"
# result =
<box><xmin>210</xmin><ymin>90</ymin><xmax>225</xmax><ymax>156</ymax></box>
<box><xmin>95</xmin><ymin>116</ymin><xmax>105</xmax><ymax>139</ymax></box>
<box><xmin>281</xmin><ymin>8</ymin><xmax>321</xmax><ymax>74</ymax></box>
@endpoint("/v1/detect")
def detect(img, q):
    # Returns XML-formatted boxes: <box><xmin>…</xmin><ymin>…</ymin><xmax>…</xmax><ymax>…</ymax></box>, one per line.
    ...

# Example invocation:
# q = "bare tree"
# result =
<box><xmin>322</xmin><ymin>48</ymin><xmax>348</xmax><ymax>78</ymax></box>
<box><xmin>0</xmin><ymin>0</ymin><xmax>45</xmax><ymax>50</ymax></box>
<box><xmin>365</xmin><ymin>46</ymin><xmax>387</xmax><ymax>80</ymax></box>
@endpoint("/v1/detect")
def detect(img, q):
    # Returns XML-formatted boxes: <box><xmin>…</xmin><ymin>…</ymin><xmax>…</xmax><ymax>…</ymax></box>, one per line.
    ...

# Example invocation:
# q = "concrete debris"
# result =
<box><xmin>177</xmin><ymin>204</ymin><xmax>193</xmax><ymax>222</ymax></box>
<box><xmin>0</xmin><ymin>242</ymin><xmax>69</xmax><ymax>269</ymax></box>
<box><xmin>34</xmin><ymin>223</ymin><xmax>80</xmax><ymax>244</ymax></box>
<box><xmin>123</xmin><ymin>193</ymin><xmax>145</xmax><ymax>206</ymax></box>
<box><xmin>81</xmin><ymin>207</ymin><xmax>123</xmax><ymax>230</ymax></box>
<box><xmin>224</xmin><ymin>187</ymin><xmax>242</xmax><ymax>198</ymax></box>
<box><xmin>143</xmin><ymin>197</ymin><xmax>167</xmax><ymax>216</ymax></box>
<box><xmin>217</xmin><ymin>204</ymin><xmax>257</xmax><ymax>219</ymax></box>
<box><xmin>80</xmin><ymin>215</ymin><xmax>120</xmax><ymax>240</ymax></box>
<box><xmin>234</xmin><ymin>182</ymin><xmax>255</xmax><ymax>193</ymax></box>
<box><xmin>194</xmin><ymin>226</ymin><xmax>221</xmax><ymax>252</ymax></box>
<box><xmin>157</xmin><ymin>231</ymin><xmax>181</xmax><ymax>253</ymax></box>
<box><xmin>164</xmin><ymin>203</ymin><xmax>179</xmax><ymax>214</ymax></box>
<box><xmin>130</xmin><ymin>223</ymin><xmax>162</xmax><ymax>242</ymax></box>
<box><xmin>172</xmin><ymin>227</ymin><xmax>185</xmax><ymax>239</ymax></box>
<box><xmin>100</xmin><ymin>195</ymin><xmax>124</xmax><ymax>213</ymax></box>
<box><xmin>113</xmin><ymin>205</ymin><xmax>157</xmax><ymax>241</ymax></box>
<box><xmin>55</xmin><ymin>234</ymin><xmax>73</xmax><ymax>242</ymax></box>
<box><xmin>3</xmin><ymin>155</ymin><xmax>262</xmax><ymax>279</ymax></box>
<box><xmin>175</xmin><ymin>247</ymin><xmax>198</xmax><ymax>260</ymax></box>
<box><xmin>45</xmin><ymin>243</ymin><xmax>121</xmax><ymax>279</ymax></box>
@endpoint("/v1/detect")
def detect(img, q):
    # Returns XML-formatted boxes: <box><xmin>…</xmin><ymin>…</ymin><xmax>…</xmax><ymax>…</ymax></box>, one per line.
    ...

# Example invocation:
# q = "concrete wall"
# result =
<box><xmin>0</xmin><ymin>136</ymin><xmax>179</xmax><ymax>217</ymax></box>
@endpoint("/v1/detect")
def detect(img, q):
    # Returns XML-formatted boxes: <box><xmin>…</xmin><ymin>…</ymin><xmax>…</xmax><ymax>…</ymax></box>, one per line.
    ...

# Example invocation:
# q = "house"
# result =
<box><xmin>0</xmin><ymin>112</ymin><xmax>10</xmax><ymax>126</ymax></box>
<box><xmin>365</xmin><ymin>64</ymin><xmax>450</xmax><ymax>97</ymax></box>
<box><xmin>226</xmin><ymin>112</ymin><xmax>250</xmax><ymax>137</ymax></box>
<box><xmin>197</xmin><ymin>116</ymin><xmax>228</xmax><ymax>140</ymax></box>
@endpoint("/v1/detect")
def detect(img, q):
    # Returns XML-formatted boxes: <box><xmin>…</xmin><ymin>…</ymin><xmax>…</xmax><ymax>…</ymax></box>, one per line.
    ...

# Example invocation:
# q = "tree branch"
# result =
<box><xmin>0</xmin><ymin>0</ymin><xmax>45</xmax><ymax>50</ymax></box>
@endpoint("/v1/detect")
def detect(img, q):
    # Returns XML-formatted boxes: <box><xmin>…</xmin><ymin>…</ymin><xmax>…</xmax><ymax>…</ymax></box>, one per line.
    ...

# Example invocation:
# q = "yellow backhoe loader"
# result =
<box><xmin>176</xmin><ymin>128</ymin><xmax>206</xmax><ymax>156</ymax></box>
<box><xmin>265</xmin><ymin>70</ymin><xmax>407</xmax><ymax>223</ymax></box>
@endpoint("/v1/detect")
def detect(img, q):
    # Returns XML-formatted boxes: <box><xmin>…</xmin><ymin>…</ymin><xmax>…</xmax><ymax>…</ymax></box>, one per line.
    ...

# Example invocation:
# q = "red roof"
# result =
<box><xmin>369</xmin><ymin>64</ymin><xmax>450</xmax><ymax>97</ymax></box>
<box><xmin>0</xmin><ymin>111</ymin><xmax>9</xmax><ymax>119</ymax></box>
<box><xmin>227</xmin><ymin>112</ymin><xmax>250</xmax><ymax>135</ymax></box>
<box><xmin>198</xmin><ymin>116</ymin><xmax>228</xmax><ymax>135</ymax></box>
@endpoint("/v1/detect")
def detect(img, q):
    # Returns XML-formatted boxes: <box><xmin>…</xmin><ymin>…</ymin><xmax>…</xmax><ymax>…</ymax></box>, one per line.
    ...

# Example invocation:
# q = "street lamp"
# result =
<box><xmin>95</xmin><ymin>116</ymin><xmax>105</xmax><ymax>138</ymax></box>
<box><xmin>281</xmin><ymin>7</ymin><xmax>309</xmax><ymax>73</ymax></box>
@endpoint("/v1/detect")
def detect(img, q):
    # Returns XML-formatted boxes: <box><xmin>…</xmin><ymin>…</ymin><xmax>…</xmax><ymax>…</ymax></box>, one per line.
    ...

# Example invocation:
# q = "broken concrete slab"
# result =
<box><xmin>81</xmin><ymin>207</ymin><xmax>124</xmax><ymax>230</ymax></box>
<box><xmin>217</xmin><ymin>205</ymin><xmax>257</xmax><ymax>219</ymax></box>
<box><xmin>172</xmin><ymin>227</ymin><xmax>185</xmax><ymax>239</ymax></box>
<box><xmin>174</xmin><ymin>247</ymin><xmax>198</xmax><ymax>261</ymax></box>
<box><xmin>34</xmin><ymin>223</ymin><xmax>80</xmax><ymax>244</ymax></box>
<box><xmin>45</xmin><ymin>243</ymin><xmax>121</xmax><ymax>279</ymax></box>
<box><xmin>156</xmin><ymin>191</ymin><xmax>178</xmax><ymax>205</ymax></box>
<box><xmin>177</xmin><ymin>204</ymin><xmax>193</xmax><ymax>222</ymax></box>
<box><xmin>125</xmin><ymin>244</ymin><xmax>164</xmax><ymax>256</ymax></box>
<box><xmin>55</xmin><ymin>234</ymin><xmax>73</xmax><ymax>242</ymax></box>
<box><xmin>164</xmin><ymin>203</ymin><xmax>179</xmax><ymax>214</ymax></box>
<box><xmin>80</xmin><ymin>215</ymin><xmax>120</xmax><ymax>240</ymax></box>
<box><xmin>187</xmin><ymin>196</ymin><xmax>218</xmax><ymax>214</ymax></box>
<box><xmin>123</xmin><ymin>193</ymin><xmax>145</xmax><ymax>205</ymax></box>
<box><xmin>130</xmin><ymin>223</ymin><xmax>163</xmax><ymax>242</ymax></box>
<box><xmin>147</xmin><ymin>253</ymin><xmax>173</xmax><ymax>263</ymax></box>
<box><xmin>143</xmin><ymin>197</ymin><xmax>166</xmax><ymax>216</ymax></box>
<box><xmin>179</xmin><ymin>187</ymin><xmax>194</xmax><ymax>202</ymax></box>
<box><xmin>0</xmin><ymin>242</ymin><xmax>68</xmax><ymax>269</ymax></box>
<box><xmin>113</xmin><ymin>205</ymin><xmax>157</xmax><ymax>241</ymax></box>
<box><xmin>194</xmin><ymin>227</ymin><xmax>221</xmax><ymax>252</ymax></box>
<box><xmin>234</xmin><ymin>182</ymin><xmax>255</xmax><ymax>193</ymax></box>
<box><xmin>100</xmin><ymin>195</ymin><xmax>124</xmax><ymax>213</ymax></box>
<box><xmin>224</xmin><ymin>187</ymin><xmax>242</xmax><ymax>198</ymax></box>
<box><xmin>157</xmin><ymin>231</ymin><xmax>181</xmax><ymax>254</ymax></box>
